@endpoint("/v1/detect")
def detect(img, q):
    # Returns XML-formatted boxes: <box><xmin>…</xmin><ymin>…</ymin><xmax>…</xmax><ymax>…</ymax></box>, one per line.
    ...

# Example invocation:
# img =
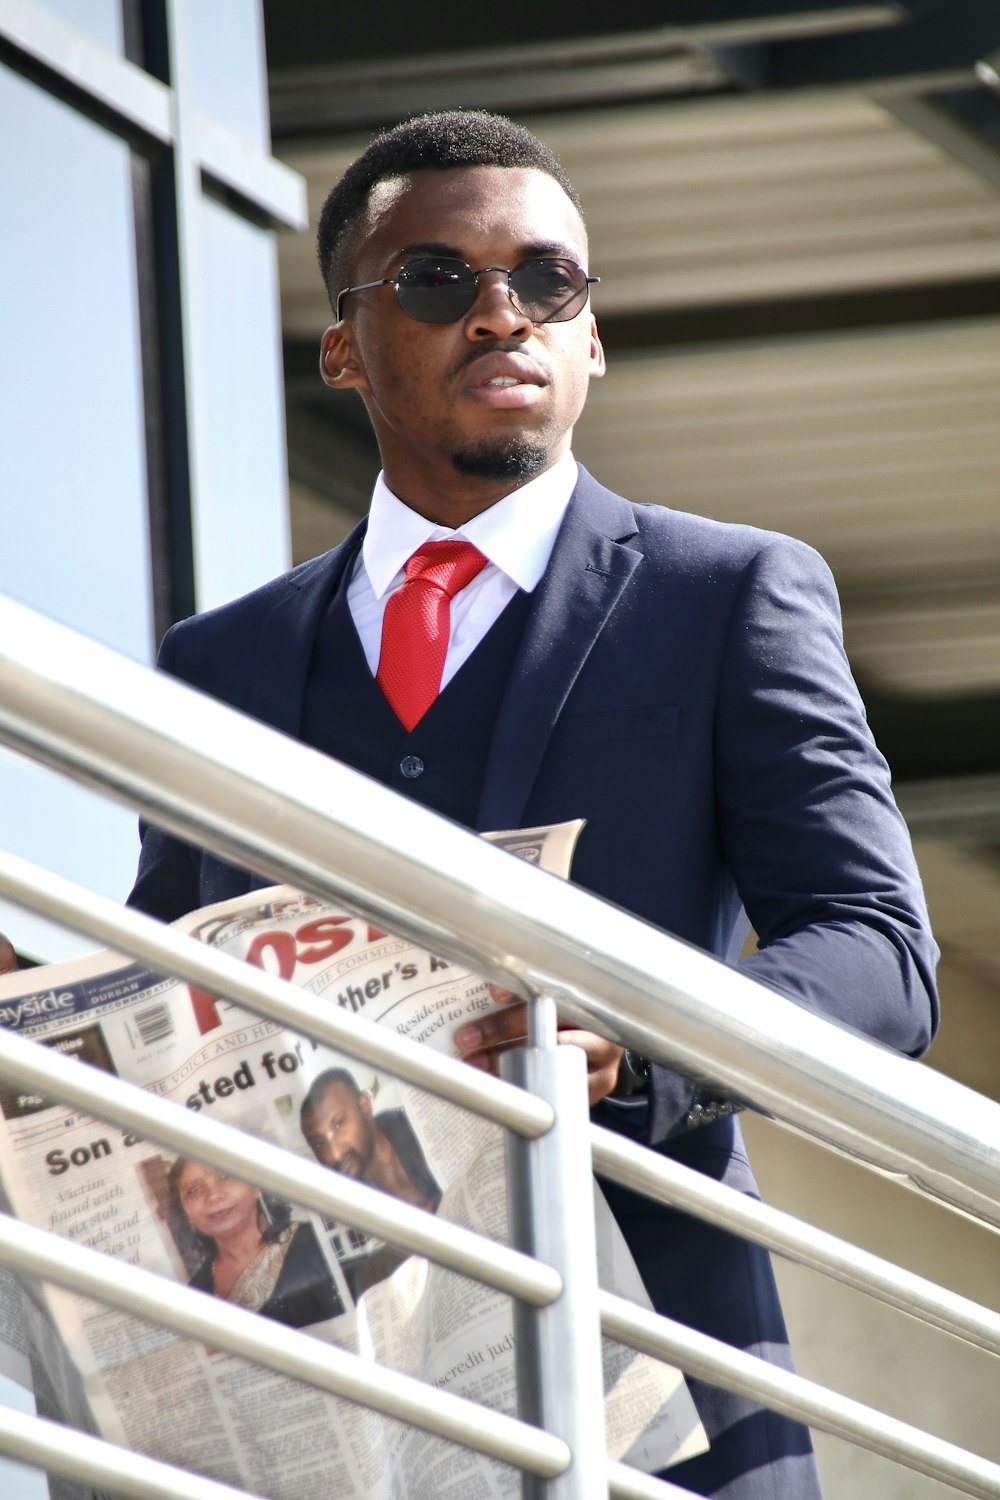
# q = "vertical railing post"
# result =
<box><xmin>502</xmin><ymin>996</ymin><xmax>608</xmax><ymax>1500</ymax></box>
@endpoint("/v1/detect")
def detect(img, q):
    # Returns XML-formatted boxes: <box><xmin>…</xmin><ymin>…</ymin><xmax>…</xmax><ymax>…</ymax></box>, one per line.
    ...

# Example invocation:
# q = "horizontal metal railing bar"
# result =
<box><xmin>0</xmin><ymin>1400</ymin><xmax>256</xmax><ymax>1500</ymax></box>
<box><xmin>0</xmin><ymin>1212</ymin><xmax>569</xmax><ymax>1479</ymax></box>
<box><xmin>0</xmin><ymin>849</ymin><xmax>554</xmax><ymax>1140</ymax></box>
<box><xmin>599</xmin><ymin>1292</ymin><xmax>1000</xmax><ymax>1499</ymax></box>
<box><xmin>0</xmin><ymin>1408</ymin><xmax>695</xmax><ymax>1500</ymax></box>
<box><xmin>3</xmin><ymin>596</ymin><xmax>1000</xmax><ymax>1233</ymax></box>
<box><xmin>0</xmin><ymin>1026</ymin><xmax>561</xmax><ymax>1309</ymax></box>
<box><xmin>606</xmin><ymin>1460</ymin><xmax>694</xmax><ymax>1499</ymax></box>
<box><xmin>0</xmin><ymin>1210</ymin><xmax>705</xmax><ymax>1496</ymax></box>
<box><xmin>592</xmin><ymin>1125</ymin><xmax>1000</xmax><ymax>1357</ymax></box>
<box><xmin>0</xmin><ymin>1408</ymin><xmax>688</xmax><ymax>1500</ymax></box>
<box><xmin>2</xmin><ymin>618</ymin><xmax>995</xmax><ymax>1498</ymax></box>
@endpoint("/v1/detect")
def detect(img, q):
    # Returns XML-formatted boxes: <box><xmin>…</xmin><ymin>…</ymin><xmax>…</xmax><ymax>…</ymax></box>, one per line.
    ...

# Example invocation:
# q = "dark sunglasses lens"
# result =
<box><xmin>510</xmin><ymin>259</ymin><xmax>589</xmax><ymax>322</ymax></box>
<box><xmin>396</xmin><ymin>259</ymin><xmax>477</xmax><ymax>323</ymax></box>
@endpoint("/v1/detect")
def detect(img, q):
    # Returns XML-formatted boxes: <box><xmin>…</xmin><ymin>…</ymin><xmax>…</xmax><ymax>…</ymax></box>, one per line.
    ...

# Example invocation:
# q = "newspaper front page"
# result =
<box><xmin>0</xmin><ymin>824</ymin><xmax>705</xmax><ymax>1498</ymax></box>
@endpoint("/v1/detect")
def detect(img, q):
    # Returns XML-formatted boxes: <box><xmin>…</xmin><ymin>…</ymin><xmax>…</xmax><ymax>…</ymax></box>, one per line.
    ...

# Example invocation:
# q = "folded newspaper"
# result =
<box><xmin>0</xmin><ymin>822</ymin><xmax>706</xmax><ymax>1499</ymax></box>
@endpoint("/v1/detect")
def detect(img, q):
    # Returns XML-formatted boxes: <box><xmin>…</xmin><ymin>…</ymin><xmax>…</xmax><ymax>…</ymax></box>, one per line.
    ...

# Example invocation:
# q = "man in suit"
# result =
<box><xmin>125</xmin><ymin>111</ymin><xmax>938</xmax><ymax>1496</ymax></box>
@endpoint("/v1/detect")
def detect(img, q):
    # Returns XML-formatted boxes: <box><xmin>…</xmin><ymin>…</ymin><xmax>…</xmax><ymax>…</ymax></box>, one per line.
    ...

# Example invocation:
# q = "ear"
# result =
<box><xmin>588</xmin><ymin>315</ymin><xmax>606</xmax><ymax>381</ymax></box>
<box><xmin>358</xmin><ymin>1091</ymin><xmax>373</xmax><ymax>1119</ymax></box>
<box><xmin>320</xmin><ymin>323</ymin><xmax>368</xmax><ymax>392</ymax></box>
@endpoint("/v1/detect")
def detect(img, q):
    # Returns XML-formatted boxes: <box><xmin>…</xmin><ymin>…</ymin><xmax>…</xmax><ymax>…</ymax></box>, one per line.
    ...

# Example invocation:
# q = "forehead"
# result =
<box><xmin>312</xmin><ymin>1082</ymin><xmax>356</xmax><ymax>1116</ymax></box>
<box><xmin>178</xmin><ymin>1162</ymin><xmax>213</xmax><ymax>1187</ymax></box>
<box><xmin>356</xmin><ymin>166</ymin><xmax>588</xmax><ymax>275</ymax></box>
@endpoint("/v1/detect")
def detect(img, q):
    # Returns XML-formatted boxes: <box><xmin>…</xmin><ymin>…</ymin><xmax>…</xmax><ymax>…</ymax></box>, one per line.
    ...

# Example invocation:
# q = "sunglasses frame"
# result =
<box><xmin>336</xmin><ymin>256</ymin><xmax>599</xmax><ymax>325</ymax></box>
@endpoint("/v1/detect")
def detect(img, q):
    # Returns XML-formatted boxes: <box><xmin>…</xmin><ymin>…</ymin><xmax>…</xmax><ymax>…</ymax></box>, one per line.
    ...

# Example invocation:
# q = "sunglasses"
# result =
<box><xmin>336</xmin><ymin>256</ymin><xmax>599</xmax><ymax>325</ymax></box>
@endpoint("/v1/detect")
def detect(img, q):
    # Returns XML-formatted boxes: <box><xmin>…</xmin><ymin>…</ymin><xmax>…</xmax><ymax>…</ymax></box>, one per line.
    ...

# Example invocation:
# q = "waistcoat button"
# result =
<box><xmin>400</xmin><ymin>755</ymin><xmax>425</xmax><ymax>779</ymax></box>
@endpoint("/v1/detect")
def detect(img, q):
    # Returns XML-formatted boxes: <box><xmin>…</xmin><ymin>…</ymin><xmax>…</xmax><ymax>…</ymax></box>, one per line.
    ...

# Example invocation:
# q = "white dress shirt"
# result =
<box><xmin>348</xmin><ymin>453</ymin><xmax>578</xmax><ymax>687</ymax></box>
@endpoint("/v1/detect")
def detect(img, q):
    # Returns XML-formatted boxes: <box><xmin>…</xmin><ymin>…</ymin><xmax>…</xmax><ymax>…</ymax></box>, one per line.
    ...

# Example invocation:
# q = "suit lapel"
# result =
<box><xmin>477</xmin><ymin>470</ymin><xmax>642</xmax><ymax>832</ymax></box>
<box><xmin>248</xmin><ymin>521</ymin><xmax>366</xmax><ymax>735</ymax></box>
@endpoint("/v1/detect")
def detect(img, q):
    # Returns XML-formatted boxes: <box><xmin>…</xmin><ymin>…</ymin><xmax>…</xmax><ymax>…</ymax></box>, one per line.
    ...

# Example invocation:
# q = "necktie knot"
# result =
<box><xmin>376</xmin><ymin>541</ymin><xmax>488</xmax><ymax>732</ymax></box>
<box><xmin>403</xmin><ymin>540</ymin><xmax>488</xmax><ymax>598</ymax></box>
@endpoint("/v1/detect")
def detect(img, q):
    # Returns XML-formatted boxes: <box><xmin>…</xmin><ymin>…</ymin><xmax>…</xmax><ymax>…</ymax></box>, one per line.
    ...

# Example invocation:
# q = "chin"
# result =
<box><xmin>450</xmin><ymin>437</ymin><xmax>548</xmax><ymax>482</ymax></box>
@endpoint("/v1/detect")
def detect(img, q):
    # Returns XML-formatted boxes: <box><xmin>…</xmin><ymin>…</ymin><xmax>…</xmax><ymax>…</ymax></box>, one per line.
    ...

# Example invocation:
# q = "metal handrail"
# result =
<box><xmin>2</xmin><ymin>593</ymin><xmax>1000</xmax><ymax>1497</ymax></box>
<box><xmin>2</xmin><ymin>594</ymin><xmax>1000</xmax><ymax>1233</ymax></box>
<box><xmin>0</xmin><ymin>1402</ymin><xmax>271</xmax><ymax>1500</ymax></box>
<box><xmin>0</xmin><ymin>850</ymin><xmax>553</xmax><ymax>1139</ymax></box>
<box><xmin>591</xmin><ymin>1126</ymin><xmax>1000</xmax><ymax>1358</ymax></box>
<box><xmin>598</xmin><ymin>1296</ymin><xmax>1000</xmax><ymax>1500</ymax></box>
<box><xmin>1</xmin><ymin>1035</ymin><xmax>996</xmax><ymax>1498</ymax></box>
<box><xmin>0</xmin><ymin>1019</ymin><xmax>558</xmax><ymax>1307</ymax></box>
<box><xmin>1</xmin><ymin>936</ymin><xmax>999</xmax><ymax>1497</ymax></box>
<box><xmin>0</xmin><ymin>1212</ymin><xmax>568</xmax><ymax>1479</ymax></box>
<box><xmin>0</xmin><ymin>1062</ymin><xmax>997</xmax><ymax>1499</ymax></box>
<box><xmin>6</xmin><ymin>851</ymin><xmax>1000</xmax><ymax>1361</ymax></box>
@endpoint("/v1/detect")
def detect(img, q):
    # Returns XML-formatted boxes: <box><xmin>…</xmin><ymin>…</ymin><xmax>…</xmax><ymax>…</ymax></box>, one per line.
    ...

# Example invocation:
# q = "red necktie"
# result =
<box><xmin>376</xmin><ymin>540</ymin><xmax>488</xmax><ymax>731</ymax></box>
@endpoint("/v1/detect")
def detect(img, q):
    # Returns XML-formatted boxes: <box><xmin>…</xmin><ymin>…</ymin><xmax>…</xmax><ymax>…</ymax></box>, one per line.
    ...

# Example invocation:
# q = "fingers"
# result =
<box><xmin>454</xmin><ymin>999</ymin><xmax>528</xmax><ymax>1067</ymax></box>
<box><xmin>454</xmin><ymin>994</ymin><xmax>624</xmax><ymax>1107</ymax></box>
<box><xmin>0</xmin><ymin>935</ymin><xmax>17</xmax><ymax>976</ymax></box>
<box><xmin>561</xmin><ymin>1030</ymin><xmax>624</xmax><ymax>1107</ymax></box>
<box><xmin>488</xmin><ymin>983</ymin><xmax>518</xmax><ymax>1005</ymax></box>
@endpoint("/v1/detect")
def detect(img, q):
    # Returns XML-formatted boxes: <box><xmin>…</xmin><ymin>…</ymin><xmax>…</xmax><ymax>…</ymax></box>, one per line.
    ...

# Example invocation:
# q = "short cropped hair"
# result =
<box><xmin>316</xmin><ymin>110</ymin><xmax>583</xmax><ymax>312</ymax></box>
<box><xmin>300</xmin><ymin>1066</ymin><xmax>362</xmax><ymax>1120</ymax></box>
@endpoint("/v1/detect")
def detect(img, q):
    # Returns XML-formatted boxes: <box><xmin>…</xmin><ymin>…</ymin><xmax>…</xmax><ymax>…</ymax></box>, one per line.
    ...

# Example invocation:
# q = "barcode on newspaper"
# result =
<box><xmin>133</xmin><ymin>1002</ymin><xmax>175</xmax><ymax>1046</ymax></box>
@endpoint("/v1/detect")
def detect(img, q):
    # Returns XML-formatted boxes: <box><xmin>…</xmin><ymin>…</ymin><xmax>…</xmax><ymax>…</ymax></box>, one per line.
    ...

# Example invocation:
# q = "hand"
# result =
<box><xmin>0</xmin><ymin>935</ymin><xmax>17</xmax><ymax>975</ymax></box>
<box><xmin>453</xmin><ymin>987</ymin><xmax>624</xmax><ymax>1107</ymax></box>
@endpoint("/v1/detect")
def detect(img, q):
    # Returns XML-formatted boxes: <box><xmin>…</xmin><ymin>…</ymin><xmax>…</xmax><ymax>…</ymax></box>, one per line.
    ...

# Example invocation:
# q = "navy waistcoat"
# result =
<box><xmin>299</xmin><ymin>561</ymin><xmax>534</xmax><ymax>830</ymax></box>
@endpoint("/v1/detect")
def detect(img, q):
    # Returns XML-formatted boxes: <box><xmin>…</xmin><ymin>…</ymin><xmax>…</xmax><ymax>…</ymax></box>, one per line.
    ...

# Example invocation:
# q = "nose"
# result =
<box><xmin>465</xmin><ymin>268</ymin><xmax>531</xmax><ymax>340</ymax></box>
<box><xmin>315</xmin><ymin>1135</ymin><xmax>337</xmax><ymax>1168</ymax></box>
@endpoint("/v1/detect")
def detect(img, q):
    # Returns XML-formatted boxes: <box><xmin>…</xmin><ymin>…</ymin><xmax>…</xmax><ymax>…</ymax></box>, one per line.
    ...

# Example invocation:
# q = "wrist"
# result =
<box><xmin>612</xmin><ymin>1049</ymin><xmax>650</xmax><ymax>1098</ymax></box>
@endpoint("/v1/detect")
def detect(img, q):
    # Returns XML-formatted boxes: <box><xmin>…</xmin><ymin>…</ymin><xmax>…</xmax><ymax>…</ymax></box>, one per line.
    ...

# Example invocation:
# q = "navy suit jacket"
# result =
<box><xmin>131</xmin><ymin>468</ymin><xmax>938</xmax><ymax>1496</ymax></box>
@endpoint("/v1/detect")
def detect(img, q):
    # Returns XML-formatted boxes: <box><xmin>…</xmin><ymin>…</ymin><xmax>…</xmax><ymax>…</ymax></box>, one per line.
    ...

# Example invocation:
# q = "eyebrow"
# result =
<box><xmin>392</xmin><ymin>240</ymin><xmax>583</xmax><ymax>267</ymax></box>
<box><xmin>397</xmin><ymin>242</ymin><xmax>460</xmax><ymax>261</ymax></box>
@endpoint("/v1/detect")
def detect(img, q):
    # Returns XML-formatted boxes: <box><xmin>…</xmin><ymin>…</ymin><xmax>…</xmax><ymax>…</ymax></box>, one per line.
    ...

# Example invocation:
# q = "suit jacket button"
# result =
<box><xmin>400</xmin><ymin>755</ymin><xmax>424</xmax><ymax>779</ymax></box>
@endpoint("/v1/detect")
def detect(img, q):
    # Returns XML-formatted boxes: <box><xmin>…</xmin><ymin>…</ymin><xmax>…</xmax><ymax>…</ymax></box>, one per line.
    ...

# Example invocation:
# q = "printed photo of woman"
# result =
<box><xmin>166</xmin><ymin>1159</ymin><xmax>345</xmax><ymax>1329</ymax></box>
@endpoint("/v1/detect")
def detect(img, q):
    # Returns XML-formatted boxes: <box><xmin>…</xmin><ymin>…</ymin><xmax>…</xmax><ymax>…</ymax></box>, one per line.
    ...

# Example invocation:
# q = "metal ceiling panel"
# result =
<box><xmin>527</xmin><ymin>95</ymin><xmax>1000</xmax><ymax>310</ymax></box>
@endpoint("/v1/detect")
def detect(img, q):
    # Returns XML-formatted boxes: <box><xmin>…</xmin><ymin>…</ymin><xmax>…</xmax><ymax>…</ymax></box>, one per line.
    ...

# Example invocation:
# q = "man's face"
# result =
<box><xmin>302</xmin><ymin>1082</ymin><xmax>376</xmax><ymax>1180</ymax></box>
<box><xmin>321</xmin><ymin>166</ymin><xmax>605</xmax><ymax>518</ymax></box>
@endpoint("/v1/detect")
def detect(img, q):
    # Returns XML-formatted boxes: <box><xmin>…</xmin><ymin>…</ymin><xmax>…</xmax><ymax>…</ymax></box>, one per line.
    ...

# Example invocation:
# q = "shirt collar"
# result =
<box><xmin>362</xmin><ymin>453</ymin><xmax>578</xmax><ymax>600</ymax></box>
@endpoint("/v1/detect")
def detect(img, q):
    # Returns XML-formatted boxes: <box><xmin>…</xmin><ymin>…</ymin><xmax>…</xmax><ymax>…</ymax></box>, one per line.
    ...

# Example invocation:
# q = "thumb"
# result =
<box><xmin>0</xmin><ymin>935</ymin><xmax>18</xmax><ymax>975</ymax></box>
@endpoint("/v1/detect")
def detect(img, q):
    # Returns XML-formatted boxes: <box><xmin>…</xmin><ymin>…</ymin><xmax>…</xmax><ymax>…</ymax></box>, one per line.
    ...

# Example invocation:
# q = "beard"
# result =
<box><xmin>450</xmin><ymin>436</ymin><xmax>548</xmax><ymax>483</ymax></box>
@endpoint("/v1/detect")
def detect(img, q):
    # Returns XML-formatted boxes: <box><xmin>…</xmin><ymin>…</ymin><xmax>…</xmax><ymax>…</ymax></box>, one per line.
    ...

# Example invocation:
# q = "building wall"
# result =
<box><xmin>743</xmin><ymin>880</ymin><xmax>1000</xmax><ymax>1499</ymax></box>
<box><xmin>0</xmin><ymin>0</ymin><xmax>299</xmax><ymax>960</ymax></box>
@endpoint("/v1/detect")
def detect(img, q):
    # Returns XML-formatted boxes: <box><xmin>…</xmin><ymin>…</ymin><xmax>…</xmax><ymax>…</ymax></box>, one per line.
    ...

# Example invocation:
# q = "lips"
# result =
<box><xmin>204</xmin><ymin>1203</ymin><xmax>244</xmax><ymax>1229</ymax></box>
<box><xmin>460</xmin><ymin>351</ymin><xmax>549</xmax><ymax>408</ymax></box>
<box><xmin>463</xmin><ymin>352</ymin><xmax>548</xmax><ymax>390</ymax></box>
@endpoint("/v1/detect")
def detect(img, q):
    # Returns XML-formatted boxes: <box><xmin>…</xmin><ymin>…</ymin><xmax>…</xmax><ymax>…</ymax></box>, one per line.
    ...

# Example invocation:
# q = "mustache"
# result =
<box><xmin>331</xmin><ymin>1149</ymin><xmax>363</xmax><ymax>1176</ymax></box>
